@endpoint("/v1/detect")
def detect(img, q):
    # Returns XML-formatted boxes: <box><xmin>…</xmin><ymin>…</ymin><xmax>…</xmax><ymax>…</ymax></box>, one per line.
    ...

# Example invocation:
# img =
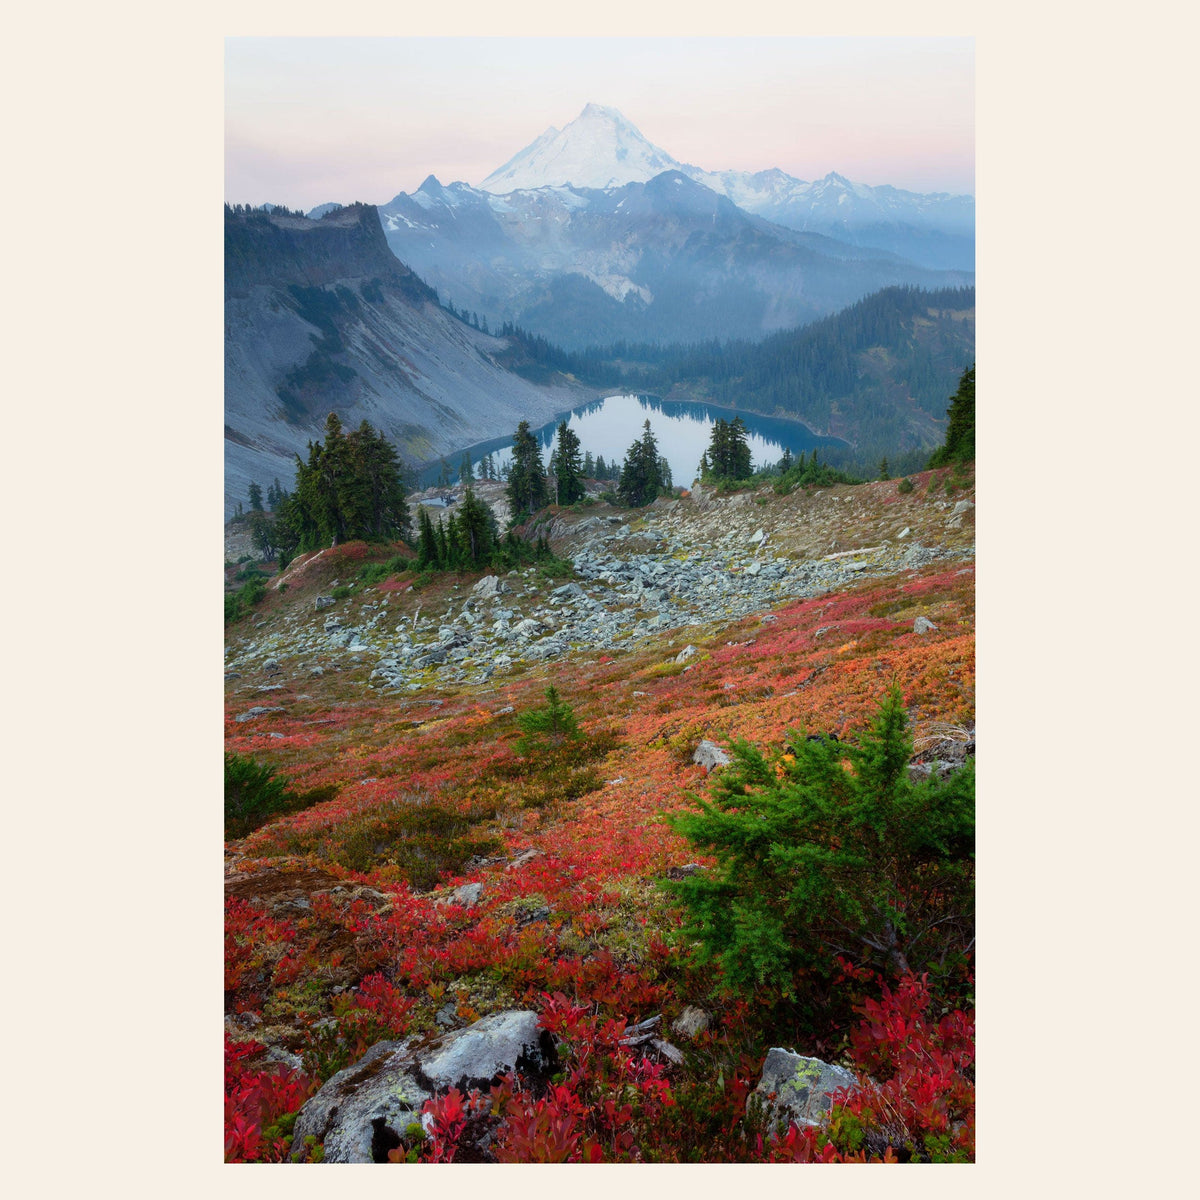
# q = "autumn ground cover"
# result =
<box><xmin>225</xmin><ymin>480</ymin><xmax>975</xmax><ymax>1163</ymax></box>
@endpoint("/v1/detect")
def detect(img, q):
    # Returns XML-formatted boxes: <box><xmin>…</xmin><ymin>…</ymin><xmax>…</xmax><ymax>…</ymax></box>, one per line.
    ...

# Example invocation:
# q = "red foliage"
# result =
<box><xmin>224</xmin><ymin>1035</ymin><xmax>315</xmax><ymax>1162</ymax></box>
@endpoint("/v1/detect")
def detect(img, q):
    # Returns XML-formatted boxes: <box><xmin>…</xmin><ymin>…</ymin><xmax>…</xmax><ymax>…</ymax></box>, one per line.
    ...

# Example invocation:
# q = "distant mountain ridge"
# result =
<box><xmin>378</xmin><ymin>169</ymin><xmax>972</xmax><ymax>350</ymax></box>
<box><xmin>223</xmin><ymin>204</ymin><xmax>577</xmax><ymax>517</ymax></box>
<box><xmin>477</xmin><ymin>103</ymin><xmax>973</xmax><ymax>270</ymax></box>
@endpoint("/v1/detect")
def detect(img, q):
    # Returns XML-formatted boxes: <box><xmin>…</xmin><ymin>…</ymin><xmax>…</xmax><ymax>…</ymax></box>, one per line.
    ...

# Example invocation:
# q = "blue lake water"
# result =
<box><xmin>418</xmin><ymin>394</ymin><xmax>847</xmax><ymax>488</ymax></box>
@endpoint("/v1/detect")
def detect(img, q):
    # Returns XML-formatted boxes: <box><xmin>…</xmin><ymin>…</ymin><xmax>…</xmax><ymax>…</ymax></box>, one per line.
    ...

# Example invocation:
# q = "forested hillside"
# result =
<box><xmin>492</xmin><ymin>286</ymin><xmax>974</xmax><ymax>474</ymax></box>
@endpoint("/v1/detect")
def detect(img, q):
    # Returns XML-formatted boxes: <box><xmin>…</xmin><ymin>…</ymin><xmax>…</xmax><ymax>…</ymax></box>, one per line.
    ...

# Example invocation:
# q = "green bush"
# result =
<box><xmin>357</xmin><ymin>555</ymin><xmax>409</xmax><ymax>585</ymax></box>
<box><xmin>225</xmin><ymin>576</ymin><xmax>267</xmax><ymax>623</ymax></box>
<box><xmin>224</xmin><ymin>753</ymin><xmax>338</xmax><ymax>839</ymax></box>
<box><xmin>225</xmin><ymin>752</ymin><xmax>292</xmax><ymax>838</ymax></box>
<box><xmin>330</xmin><ymin>585</ymin><xmax>353</xmax><ymax>600</ymax></box>
<box><xmin>897</xmin><ymin>476</ymin><xmax>914</xmax><ymax>495</ymax></box>
<box><xmin>665</xmin><ymin>687</ymin><xmax>974</xmax><ymax>999</ymax></box>
<box><xmin>515</xmin><ymin>686</ymin><xmax>582</xmax><ymax>758</ymax></box>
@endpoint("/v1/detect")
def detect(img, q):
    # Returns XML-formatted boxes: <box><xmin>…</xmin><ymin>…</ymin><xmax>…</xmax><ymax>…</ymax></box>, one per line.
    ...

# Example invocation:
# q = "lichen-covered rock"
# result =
<box><xmin>289</xmin><ymin>1039</ymin><xmax>427</xmax><ymax>1164</ymax></box>
<box><xmin>754</xmin><ymin>1049</ymin><xmax>858</xmax><ymax>1131</ymax></box>
<box><xmin>290</xmin><ymin>1011</ymin><xmax>555</xmax><ymax>1163</ymax></box>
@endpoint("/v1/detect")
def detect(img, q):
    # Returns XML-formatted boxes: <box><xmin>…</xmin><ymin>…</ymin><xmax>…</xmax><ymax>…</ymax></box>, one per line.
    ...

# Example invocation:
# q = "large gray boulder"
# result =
<box><xmin>471</xmin><ymin>575</ymin><xmax>509</xmax><ymax>599</ymax></box>
<box><xmin>754</xmin><ymin>1049</ymin><xmax>858</xmax><ymax>1131</ymax></box>
<box><xmin>290</xmin><ymin>1010</ymin><xmax>556</xmax><ymax>1163</ymax></box>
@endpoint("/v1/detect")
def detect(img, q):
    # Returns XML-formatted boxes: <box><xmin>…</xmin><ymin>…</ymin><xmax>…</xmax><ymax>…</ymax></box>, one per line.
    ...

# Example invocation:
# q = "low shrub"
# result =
<box><xmin>225</xmin><ymin>576</ymin><xmax>267</xmax><ymax>623</ymax></box>
<box><xmin>665</xmin><ymin>687</ymin><xmax>974</xmax><ymax>1000</ymax></box>
<box><xmin>515</xmin><ymin>686</ymin><xmax>582</xmax><ymax>757</ymax></box>
<box><xmin>224</xmin><ymin>753</ymin><xmax>338</xmax><ymax>839</ymax></box>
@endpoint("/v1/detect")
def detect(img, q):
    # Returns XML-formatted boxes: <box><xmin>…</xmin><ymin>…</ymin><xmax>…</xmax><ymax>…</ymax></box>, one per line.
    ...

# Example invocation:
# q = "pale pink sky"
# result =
<box><xmin>226</xmin><ymin>37</ymin><xmax>974</xmax><ymax>209</ymax></box>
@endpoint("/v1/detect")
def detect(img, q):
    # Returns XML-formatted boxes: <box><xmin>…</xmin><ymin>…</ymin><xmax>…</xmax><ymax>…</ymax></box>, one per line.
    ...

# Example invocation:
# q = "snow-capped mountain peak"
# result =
<box><xmin>479</xmin><ymin>103</ymin><xmax>683</xmax><ymax>194</ymax></box>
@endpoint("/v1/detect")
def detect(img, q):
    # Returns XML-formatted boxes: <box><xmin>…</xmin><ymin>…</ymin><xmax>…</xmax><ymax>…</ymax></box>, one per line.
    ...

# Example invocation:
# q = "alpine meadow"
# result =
<box><xmin>225</xmin><ymin>42</ymin><xmax>976</xmax><ymax>1164</ymax></box>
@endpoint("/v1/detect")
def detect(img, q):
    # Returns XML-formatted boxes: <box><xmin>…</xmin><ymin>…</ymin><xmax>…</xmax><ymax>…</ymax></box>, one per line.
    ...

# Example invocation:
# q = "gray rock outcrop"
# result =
<box><xmin>290</xmin><ymin>1010</ymin><xmax>556</xmax><ymax>1163</ymax></box>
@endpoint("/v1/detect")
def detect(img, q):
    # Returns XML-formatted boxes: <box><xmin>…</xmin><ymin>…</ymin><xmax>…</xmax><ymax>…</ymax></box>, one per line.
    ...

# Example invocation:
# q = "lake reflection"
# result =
<box><xmin>419</xmin><ymin>394</ymin><xmax>846</xmax><ymax>488</ymax></box>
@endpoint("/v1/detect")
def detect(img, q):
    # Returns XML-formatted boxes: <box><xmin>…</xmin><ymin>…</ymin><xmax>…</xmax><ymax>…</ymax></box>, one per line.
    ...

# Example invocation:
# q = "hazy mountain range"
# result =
<box><xmin>367</xmin><ymin>105</ymin><xmax>972</xmax><ymax>348</ymax></box>
<box><xmin>480</xmin><ymin>103</ymin><xmax>974</xmax><ymax>269</ymax></box>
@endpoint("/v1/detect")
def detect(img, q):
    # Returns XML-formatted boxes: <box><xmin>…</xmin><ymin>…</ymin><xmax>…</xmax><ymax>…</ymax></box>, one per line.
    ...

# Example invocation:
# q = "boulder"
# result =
<box><xmin>290</xmin><ymin>1011</ymin><xmax>556</xmax><ymax>1163</ymax></box>
<box><xmin>675</xmin><ymin>644</ymin><xmax>697</xmax><ymax>664</ymax></box>
<box><xmin>913</xmin><ymin>616</ymin><xmax>938</xmax><ymax>634</ymax></box>
<box><xmin>435</xmin><ymin>882</ymin><xmax>483</xmax><ymax>908</ymax></box>
<box><xmin>472</xmin><ymin>576</ymin><xmax>509</xmax><ymax>600</ymax></box>
<box><xmin>314</xmin><ymin>595</ymin><xmax>335</xmax><ymax>609</ymax></box>
<box><xmin>413</xmin><ymin>647</ymin><xmax>448</xmax><ymax>669</ymax></box>
<box><xmin>754</xmin><ymin>1049</ymin><xmax>858</xmax><ymax>1131</ymax></box>
<box><xmin>235</xmin><ymin>706</ymin><xmax>285</xmax><ymax>722</ymax></box>
<box><xmin>692</xmin><ymin>740</ymin><xmax>731</xmax><ymax>772</ymax></box>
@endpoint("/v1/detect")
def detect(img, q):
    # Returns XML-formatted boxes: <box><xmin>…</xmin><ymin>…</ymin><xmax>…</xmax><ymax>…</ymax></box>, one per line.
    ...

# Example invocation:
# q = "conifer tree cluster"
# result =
<box><xmin>548</xmin><ymin>422</ymin><xmax>586</xmax><ymax>506</ymax></box>
<box><xmin>506</xmin><ymin>421</ymin><xmax>551</xmax><ymax>522</ymax></box>
<box><xmin>415</xmin><ymin>488</ymin><xmax>499</xmax><ymax>571</ymax></box>
<box><xmin>275</xmin><ymin>413</ymin><xmax>412</xmax><ymax>554</ymax></box>
<box><xmin>772</xmin><ymin>447</ymin><xmax>857</xmax><ymax>494</ymax></box>
<box><xmin>698</xmin><ymin>416</ymin><xmax>753</xmax><ymax>483</ymax></box>
<box><xmin>618</xmin><ymin>420</ymin><xmax>670</xmax><ymax>507</ymax></box>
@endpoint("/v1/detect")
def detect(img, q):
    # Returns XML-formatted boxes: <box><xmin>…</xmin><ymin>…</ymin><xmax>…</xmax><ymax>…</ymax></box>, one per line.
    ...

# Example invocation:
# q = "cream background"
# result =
<box><xmin>8</xmin><ymin>1</ymin><xmax>1192</xmax><ymax>1196</ymax></box>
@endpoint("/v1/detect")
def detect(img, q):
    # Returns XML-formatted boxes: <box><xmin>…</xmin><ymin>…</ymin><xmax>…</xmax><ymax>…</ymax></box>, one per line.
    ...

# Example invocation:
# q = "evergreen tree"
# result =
<box><xmin>247</xmin><ymin>482</ymin><xmax>264</xmax><ymax>512</ymax></box>
<box><xmin>618</xmin><ymin>420</ymin><xmax>665</xmax><ymax>507</ymax></box>
<box><xmin>779</xmin><ymin>447</ymin><xmax>793</xmax><ymax>473</ymax></box>
<box><xmin>667</xmin><ymin>687</ymin><xmax>974</xmax><ymax>994</ymax></box>
<box><xmin>453</xmin><ymin>488</ymin><xmax>496</xmax><ymax>567</ymax></box>
<box><xmin>658</xmin><ymin>455</ymin><xmax>673</xmax><ymax>492</ymax></box>
<box><xmin>286</xmin><ymin>415</ymin><xmax>410</xmax><ymax>550</ymax></box>
<box><xmin>582</xmin><ymin>450</ymin><xmax>595</xmax><ymax>478</ymax></box>
<box><xmin>702</xmin><ymin>417</ymin><xmax>752</xmax><ymax>482</ymax></box>
<box><xmin>929</xmin><ymin>364</ymin><xmax>975</xmax><ymax>467</ymax></box>
<box><xmin>459</xmin><ymin>453</ymin><xmax>474</xmax><ymax>485</ymax></box>
<box><xmin>417</xmin><ymin>505</ymin><xmax>440</xmax><ymax>568</ymax></box>
<box><xmin>434</xmin><ymin>516</ymin><xmax>449</xmax><ymax>565</ymax></box>
<box><xmin>307</xmin><ymin>412</ymin><xmax>351</xmax><ymax>545</ymax></box>
<box><xmin>552</xmin><ymin>422</ymin><xmax>586</xmax><ymax>505</ymax></box>
<box><xmin>515</xmin><ymin>685</ymin><xmax>582</xmax><ymax>757</ymax></box>
<box><xmin>878</xmin><ymin>457</ymin><xmax>891</xmax><ymax>481</ymax></box>
<box><xmin>246</xmin><ymin>510</ymin><xmax>277</xmax><ymax>560</ymax></box>
<box><xmin>506</xmin><ymin>420</ymin><xmax>549</xmax><ymax>521</ymax></box>
<box><xmin>344</xmin><ymin>421</ymin><xmax>411</xmax><ymax>543</ymax></box>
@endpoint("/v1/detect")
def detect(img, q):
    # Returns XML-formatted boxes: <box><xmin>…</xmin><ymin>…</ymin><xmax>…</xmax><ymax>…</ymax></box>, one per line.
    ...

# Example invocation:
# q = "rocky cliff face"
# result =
<box><xmin>224</xmin><ymin>205</ymin><xmax>582</xmax><ymax>517</ymax></box>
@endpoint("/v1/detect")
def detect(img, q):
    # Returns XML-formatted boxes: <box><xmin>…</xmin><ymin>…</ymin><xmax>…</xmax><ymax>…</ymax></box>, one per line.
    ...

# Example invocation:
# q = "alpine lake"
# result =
<box><xmin>418</xmin><ymin>393</ymin><xmax>847</xmax><ymax>489</ymax></box>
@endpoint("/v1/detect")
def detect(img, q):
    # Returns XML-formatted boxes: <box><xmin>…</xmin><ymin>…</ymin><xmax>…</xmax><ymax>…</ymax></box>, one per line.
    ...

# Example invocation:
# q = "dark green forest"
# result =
<box><xmin>488</xmin><ymin>286</ymin><xmax>973</xmax><ymax>475</ymax></box>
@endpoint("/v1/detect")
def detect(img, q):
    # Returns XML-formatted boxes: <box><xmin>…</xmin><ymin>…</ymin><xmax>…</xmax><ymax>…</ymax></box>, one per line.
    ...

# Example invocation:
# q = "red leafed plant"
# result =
<box><xmin>225</xmin><ymin>1035</ymin><xmax>316</xmax><ymax>1163</ymax></box>
<box><xmin>761</xmin><ymin>970</ymin><xmax>974</xmax><ymax>1163</ymax></box>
